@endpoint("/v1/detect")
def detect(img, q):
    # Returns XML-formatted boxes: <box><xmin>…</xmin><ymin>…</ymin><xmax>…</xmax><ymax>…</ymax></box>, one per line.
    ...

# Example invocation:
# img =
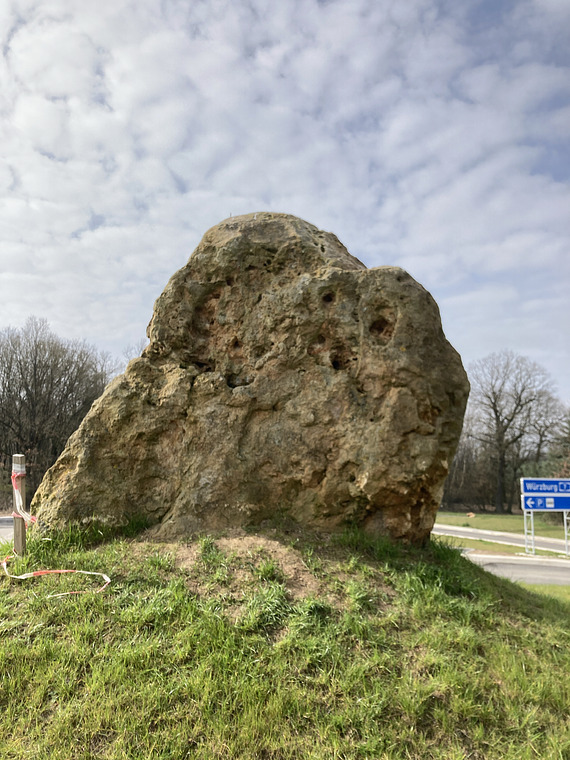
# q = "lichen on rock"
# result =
<box><xmin>32</xmin><ymin>212</ymin><xmax>469</xmax><ymax>544</ymax></box>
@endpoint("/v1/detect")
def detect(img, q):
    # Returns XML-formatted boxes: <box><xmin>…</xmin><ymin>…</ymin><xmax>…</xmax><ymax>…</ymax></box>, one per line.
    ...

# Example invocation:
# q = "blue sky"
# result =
<box><xmin>1</xmin><ymin>0</ymin><xmax>569</xmax><ymax>402</ymax></box>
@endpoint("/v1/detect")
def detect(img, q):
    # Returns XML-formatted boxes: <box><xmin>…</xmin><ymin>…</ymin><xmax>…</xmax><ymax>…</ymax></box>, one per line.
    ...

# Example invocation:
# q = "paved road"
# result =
<box><xmin>466</xmin><ymin>553</ymin><xmax>570</xmax><ymax>585</ymax></box>
<box><xmin>432</xmin><ymin>523</ymin><xmax>568</xmax><ymax>554</ymax></box>
<box><xmin>0</xmin><ymin>516</ymin><xmax>14</xmax><ymax>543</ymax></box>
<box><xmin>434</xmin><ymin>523</ymin><xmax>570</xmax><ymax>585</ymax></box>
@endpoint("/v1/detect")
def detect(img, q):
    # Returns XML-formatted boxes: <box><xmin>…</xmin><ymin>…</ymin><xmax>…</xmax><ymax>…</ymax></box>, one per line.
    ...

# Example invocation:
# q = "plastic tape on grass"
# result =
<box><xmin>2</xmin><ymin>554</ymin><xmax>111</xmax><ymax>598</ymax></box>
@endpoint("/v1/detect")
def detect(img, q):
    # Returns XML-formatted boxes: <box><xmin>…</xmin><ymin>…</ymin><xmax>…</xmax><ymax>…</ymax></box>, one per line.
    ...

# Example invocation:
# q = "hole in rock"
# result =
<box><xmin>369</xmin><ymin>317</ymin><xmax>389</xmax><ymax>336</ymax></box>
<box><xmin>194</xmin><ymin>361</ymin><xmax>213</xmax><ymax>372</ymax></box>
<box><xmin>308</xmin><ymin>469</ymin><xmax>326</xmax><ymax>487</ymax></box>
<box><xmin>226</xmin><ymin>374</ymin><xmax>252</xmax><ymax>388</ymax></box>
<box><xmin>369</xmin><ymin>315</ymin><xmax>395</xmax><ymax>343</ymax></box>
<box><xmin>322</xmin><ymin>293</ymin><xmax>335</xmax><ymax>304</ymax></box>
<box><xmin>330</xmin><ymin>348</ymin><xmax>351</xmax><ymax>371</ymax></box>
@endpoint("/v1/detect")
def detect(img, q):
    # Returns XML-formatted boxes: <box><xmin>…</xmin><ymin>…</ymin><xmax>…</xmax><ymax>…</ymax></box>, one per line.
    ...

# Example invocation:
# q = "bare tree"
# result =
<box><xmin>0</xmin><ymin>317</ymin><xmax>114</xmax><ymax>502</ymax></box>
<box><xmin>468</xmin><ymin>350</ymin><xmax>561</xmax><ymax>513</ymax></box>
<box><xmin>122</xmin><ymin>337</ymin><xmax>149</xmax><ymax>366</ymax></box>
<box><xmin>548</xmin><ymin>409</ymin><xmax>570</xmax><ymax>478</ymax></box>
<box><xmin>442</xmin><ymin>410</ymin><xmax>496</xmax><ymax>511</ymax></box>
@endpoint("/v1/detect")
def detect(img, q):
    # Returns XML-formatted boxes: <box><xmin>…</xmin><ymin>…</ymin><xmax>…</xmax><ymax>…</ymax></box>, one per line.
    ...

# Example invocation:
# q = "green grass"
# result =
<box><xmin>440</xmin><ymin>535</ymin><xmax>569</xmax><ymax>557</ymax></box>
<box><xmin>436</xmin><ymin>510</ymin><xmax>567</xmax><ymax>539</ymax></box>
<box><xmin>518</xmin><ymin>583</ymin><xmax>570</xmax><ymax>605</ymax></box>
<box><xmin>0</xmin><ymin>524</ymin><xmax>569</xmax><ymax>759</ymax></box>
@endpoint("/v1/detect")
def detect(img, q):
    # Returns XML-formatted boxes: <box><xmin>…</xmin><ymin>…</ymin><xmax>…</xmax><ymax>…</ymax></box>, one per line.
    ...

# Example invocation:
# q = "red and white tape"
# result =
<box><xmin>11</xmin><ymin>469</ymin><xmax>36</xmax><ymax>525</ymax></box>
<box><xmin>2</xmin><ymin>554</ymin><xmax>111</xmax><ymax>597</ymax></box>
<box><xmin>6</xmin><ymin>465</ymin><xmax>111</xmax><ymax>597</ymax></box>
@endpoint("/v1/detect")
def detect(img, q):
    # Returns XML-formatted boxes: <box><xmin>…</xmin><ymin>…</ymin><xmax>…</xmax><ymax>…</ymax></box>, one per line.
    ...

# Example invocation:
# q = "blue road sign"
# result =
<box><xmin>521</xmin><ymin>479</ymin><xmax>570</xmax><ymax>511</ymax></box>
<box><xmin>521</xmin><ymin>478</ymin><xmax>570</xmax><ymax>494</ymax></box>
<box><xmin>523</xmin><ymin>495</ymin><xmax>570</xmax><ymax>511</ymax></box>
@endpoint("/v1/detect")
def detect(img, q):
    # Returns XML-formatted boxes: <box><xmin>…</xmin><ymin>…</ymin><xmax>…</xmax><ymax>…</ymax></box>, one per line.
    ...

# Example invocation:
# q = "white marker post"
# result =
<box><xmin>12</xmin><ymin>454</ymin><xmax>26</xmax><ymax>556</ymax></box>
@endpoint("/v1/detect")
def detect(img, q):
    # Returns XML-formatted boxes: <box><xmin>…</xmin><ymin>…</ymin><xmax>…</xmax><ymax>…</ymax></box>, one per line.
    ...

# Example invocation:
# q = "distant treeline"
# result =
<box><xmin>443</xmin><ymin>350</ymin><xmax>569</xmax><ymax>514</ymax></box>
<box><xmin>0</xmin><ymin>317</ymin><xmax>114</xmax><ymax>507</ymax></box>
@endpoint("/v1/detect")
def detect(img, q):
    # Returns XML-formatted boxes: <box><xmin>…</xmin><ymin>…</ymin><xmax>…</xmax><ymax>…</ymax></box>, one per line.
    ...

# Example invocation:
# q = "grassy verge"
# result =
<box><xmin>518</xmin><ymin>583</ymin><xmax>570</xmax><ymax>604</ymax></box>
<box><xmin>436</xmin><ymin>511</ymin><xmax>567</xmax><ymax>539</ymax></box>
<box><xmin>0</xmin><ymin>525</ymin><xmax>569</xmax><ymax>759</ymax></box>
<box><xmin>439</xmin><ymin>535</ymin><xmax>569</xmax><ymax>557</ymax></box>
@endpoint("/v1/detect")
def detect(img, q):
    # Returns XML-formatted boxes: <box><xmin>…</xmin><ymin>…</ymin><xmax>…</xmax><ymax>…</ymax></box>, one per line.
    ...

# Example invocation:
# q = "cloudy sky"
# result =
<box><xmin>1</xmin><ymin>0</ymin><xmax>569</xmax><ymax>402</ymax></box>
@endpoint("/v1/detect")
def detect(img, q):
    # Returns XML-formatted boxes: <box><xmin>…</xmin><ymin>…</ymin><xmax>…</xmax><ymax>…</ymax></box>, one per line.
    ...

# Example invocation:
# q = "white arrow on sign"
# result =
<box><xmin>526</xmin><ymin>497</ymin><xmax>535</xmax><ymax>508</ymax></box>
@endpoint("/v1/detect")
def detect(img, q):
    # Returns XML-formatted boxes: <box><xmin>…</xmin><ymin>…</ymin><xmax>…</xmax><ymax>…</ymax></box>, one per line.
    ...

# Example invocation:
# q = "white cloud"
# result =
<box><xmin>0</xmin><ymin>0</ymin><xmax>569</xmax><ymax>402</ymax></box>
<box><xmin>9</xmin><ymin>19</ymin><xmax>100</xmax><ymax>99</ymax></box>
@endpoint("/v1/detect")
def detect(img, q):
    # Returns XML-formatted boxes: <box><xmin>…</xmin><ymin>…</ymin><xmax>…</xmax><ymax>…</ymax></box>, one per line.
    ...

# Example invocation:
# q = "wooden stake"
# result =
<box><xmin>12</xmin><ymin>454</ymin><xmax>26</xmax><ymax>556</ymax></box>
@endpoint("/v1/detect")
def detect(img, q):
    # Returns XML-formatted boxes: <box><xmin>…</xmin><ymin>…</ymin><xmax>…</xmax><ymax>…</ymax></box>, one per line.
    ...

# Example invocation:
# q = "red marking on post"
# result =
<box><xmin>11</xmin><ymin>471</ymin><xmax>36</xmax><ymax>524</ymax></box>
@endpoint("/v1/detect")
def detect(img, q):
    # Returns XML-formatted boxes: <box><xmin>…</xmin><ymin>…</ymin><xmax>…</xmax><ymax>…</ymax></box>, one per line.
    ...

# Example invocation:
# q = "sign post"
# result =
<box><xmin>520</xmin><ymin>478</ymin><xmax>570</xmax><ymax>556</ymax></box>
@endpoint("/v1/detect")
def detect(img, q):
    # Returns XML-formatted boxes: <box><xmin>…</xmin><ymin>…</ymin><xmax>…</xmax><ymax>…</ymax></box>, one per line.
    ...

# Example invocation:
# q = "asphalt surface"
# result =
<box><xmin>465</xmin><ymin>552</ymin><xmax>570</xmax><ymax>585</ymax></box>
<box><xmin>432</xmin><ymin>523</ymin><xmax>568</xmax><ymax>554</ymax></box>
<box><xmin>434</xmin><ymin>523</ymin><xmax>570</xmax><ymax>585</ymax></box>
<box><xmin>0</xmin><ymin>515</ymin><xmax>13</xmax><ymax>543</ymax></box>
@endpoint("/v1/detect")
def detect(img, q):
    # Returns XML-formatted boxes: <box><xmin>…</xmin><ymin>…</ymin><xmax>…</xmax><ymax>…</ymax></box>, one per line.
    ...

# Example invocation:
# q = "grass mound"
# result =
<box><xmin>0</xmin><ymin>524</ymin><xmax>569</xmax><ymax>759</ymax></box>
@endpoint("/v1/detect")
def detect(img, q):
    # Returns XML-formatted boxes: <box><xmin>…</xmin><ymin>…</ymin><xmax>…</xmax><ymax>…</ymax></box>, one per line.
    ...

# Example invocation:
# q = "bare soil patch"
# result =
<box><xmin>132</xmin><ymin>526</ymin><xmax>361</xmax><ymax>615</ymax></box>
<box><xmin>175</xmin><ymin>529</ymin><xmax>327</xmax><ymax>602</ymax></box>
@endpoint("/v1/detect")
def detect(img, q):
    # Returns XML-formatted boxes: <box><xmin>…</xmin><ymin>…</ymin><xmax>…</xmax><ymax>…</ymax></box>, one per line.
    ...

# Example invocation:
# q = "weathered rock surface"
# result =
<box><xmin>33</xmin><ymin>213</ymin><xmax>469</xmax><ymax>543</ymax></box>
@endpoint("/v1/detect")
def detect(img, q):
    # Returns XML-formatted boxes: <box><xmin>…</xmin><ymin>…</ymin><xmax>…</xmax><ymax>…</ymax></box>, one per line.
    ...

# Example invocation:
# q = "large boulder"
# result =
<box><xmin>33</xmin><ymin>213</ymin><xmax>469</xmax><ymax>543</ymax></box>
